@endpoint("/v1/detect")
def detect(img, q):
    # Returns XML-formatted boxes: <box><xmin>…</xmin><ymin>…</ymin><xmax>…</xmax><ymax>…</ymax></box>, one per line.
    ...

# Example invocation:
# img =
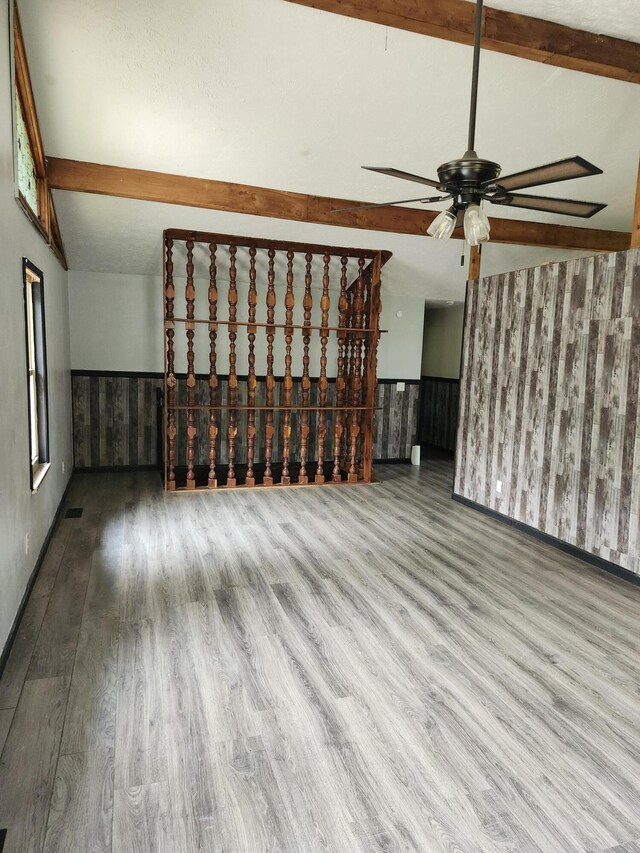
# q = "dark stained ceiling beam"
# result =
<box><xmin>284</xmin><ymin>0</ymin><xmax>640</xmax><ymax>83</ymax></box>
<box><xmin>47</xmin><ymin>157</ymin><xmax>631</xmax><ymax>252</ymax></box>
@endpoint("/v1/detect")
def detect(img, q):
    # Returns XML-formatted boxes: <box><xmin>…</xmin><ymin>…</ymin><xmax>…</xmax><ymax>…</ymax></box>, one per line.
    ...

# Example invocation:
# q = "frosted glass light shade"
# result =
<box><xmin>463</xmin><ymin>204</ymin><xmax>490</xmax><ymax>245</ymax></box>
<box><xmin>427</xmin><ymin>207</ymin><xmax>457</xmax><ymax>240</ymax></box>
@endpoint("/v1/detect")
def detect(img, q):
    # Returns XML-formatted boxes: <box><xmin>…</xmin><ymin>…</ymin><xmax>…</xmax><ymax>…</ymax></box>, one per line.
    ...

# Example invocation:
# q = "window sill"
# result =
<box><xmin>31</xmin><ymin>461</ymin><xmax>51</xmax><ymax>492</ymax></box>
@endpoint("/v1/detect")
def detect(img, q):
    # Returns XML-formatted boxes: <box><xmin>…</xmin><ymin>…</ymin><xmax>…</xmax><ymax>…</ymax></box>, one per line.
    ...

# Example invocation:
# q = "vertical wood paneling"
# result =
<box><xmin>71</xmin><ymin>375</ymin><xmax>420</xmax><ymax>470</ymax></box>
<box><xmin>456</xmin><ymin>248</ymin><xmax>640</xmax><ymax>576</ymax></box>
<box><xmin>419</xmin><ymin>379</ymin><xmax>460</xmax><ymax>452</ymax></box>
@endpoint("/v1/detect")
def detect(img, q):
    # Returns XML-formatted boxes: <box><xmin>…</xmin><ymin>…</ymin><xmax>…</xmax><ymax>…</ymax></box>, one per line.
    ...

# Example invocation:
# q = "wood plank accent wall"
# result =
<box><xmin>72</xmin><ymin>373</ymin><xmax>160</xmax><ymax>468</ymax></box>
<box><xmin>71</xmin><ymin>373</ymin><xmax>419</xmax><ymax>469</ymax></box>
<box><xmin>455</xmin><ymin>248</ymin><xmax>640</xmax><ymax>576</ymax></box>
<box><xmin>419</xmin><ymin>377</ymin><xmax>459</xmax><ymax>452</ymax></box>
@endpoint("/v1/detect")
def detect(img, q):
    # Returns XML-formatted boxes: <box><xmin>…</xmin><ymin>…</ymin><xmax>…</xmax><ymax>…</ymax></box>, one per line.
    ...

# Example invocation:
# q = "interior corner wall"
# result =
<box><xmin>0</xmin><ymin>9</ymin><xmax>72</xmax><ymax>653</ymax></box>
<box><xmin>67</xmin><ymin>270</ymin><xmax>424</xmax><ymax>467</ymax></box>
<box><xmin>421</xmin><ymin>304</ymin><xmax>465</xmax><ymax>379</ymax></box>
<box><xmin>455</xmin><ymin>250</ymin><xmax>640</xmax><ymax>576</ymax></box>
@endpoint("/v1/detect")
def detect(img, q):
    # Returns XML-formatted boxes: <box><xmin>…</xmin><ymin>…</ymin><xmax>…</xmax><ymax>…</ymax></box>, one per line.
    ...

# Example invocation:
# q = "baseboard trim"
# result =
<box><xmin>375</xmin><ymin>457</ymin><xmax>411</xmax><ymax>465</ymax></box>
<box><xmin>0</xmin><ymin>474</ymin><xmax>74</xmax><ymax>678</ymax></box>
<box><xmin>452</xmin><ymin>492</ymin><xmax>640</xmax><ymax>587</ymax></box>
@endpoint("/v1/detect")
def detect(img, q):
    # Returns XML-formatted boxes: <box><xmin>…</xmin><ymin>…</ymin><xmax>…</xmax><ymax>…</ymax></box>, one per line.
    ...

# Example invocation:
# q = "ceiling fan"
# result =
<box><xmin>336</xmin><ymin>0</ymin><xmax>607</xmax><ymax>245</ymax></box>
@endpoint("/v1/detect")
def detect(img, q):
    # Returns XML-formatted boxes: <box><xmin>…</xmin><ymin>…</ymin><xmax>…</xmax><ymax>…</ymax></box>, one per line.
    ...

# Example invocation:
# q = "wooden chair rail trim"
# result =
<box><xmin>168</xmin><ymin>317</ymin><xmax>387</xmax><ymax>334</ymax></box>
<box><xmin>166</xmin><ymin>404</ymin><xmax>378</xmax><ymax>412</ymax></box>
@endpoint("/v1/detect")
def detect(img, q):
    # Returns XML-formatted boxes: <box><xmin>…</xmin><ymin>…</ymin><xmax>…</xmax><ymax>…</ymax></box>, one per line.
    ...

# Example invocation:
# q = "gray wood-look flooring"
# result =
<box><xmin>2</xmin><ymin>459</ymin><xmax>640</xmax><ymax>852</ymax></box>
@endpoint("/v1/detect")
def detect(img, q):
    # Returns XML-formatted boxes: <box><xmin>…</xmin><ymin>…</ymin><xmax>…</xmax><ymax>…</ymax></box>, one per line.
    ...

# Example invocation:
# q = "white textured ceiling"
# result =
<box><xmin>51</xmin><ymin>190</ymin><xmax>589</xmax><ymax>300</ymax></box>
<box><xmin>488</xmin><ymin>0</ymin><xmax>640</xmax><ymax>42</ymax></box>
<box><xmin>19</xmin><ymin>0</ymin><xmax>640</xmax><ymax>298</ymax></box>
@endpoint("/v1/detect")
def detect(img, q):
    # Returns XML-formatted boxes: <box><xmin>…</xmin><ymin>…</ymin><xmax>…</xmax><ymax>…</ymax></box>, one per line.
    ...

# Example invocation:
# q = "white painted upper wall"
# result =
<box><xmin>68</xmin><ymin>269</ymin><xmax>425</xmax><ymax>379</ymax></box>
<box><xmin>0</xmin><ymin>8</ymin><xmax>72</xmax><ymax>652</ymax></box>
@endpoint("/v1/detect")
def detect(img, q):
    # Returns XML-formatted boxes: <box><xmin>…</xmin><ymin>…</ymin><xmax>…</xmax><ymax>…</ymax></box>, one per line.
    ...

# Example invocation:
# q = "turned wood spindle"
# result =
<box><xmin>246</xmin><ymin>247</ymin><xmax>258</xmax><ymax>486</ymax></box>
<box><xmin>164</xmin><ymin>238</ymin><xmax>177</xmax><ymax>490</ymax></box>
<box><xmin>343</xmin><ymin>285</ymin><xmax>356</xmax><ymax>472</ymax></box>
<box><xmin>332</xmin><ymin>255</ymin><xmax>349</xmax><ymax>482</ymax></box>
<box><xmin>316</xmin><ymin>253</ymin><xmax>331</xmax><ymax>483</ymax></box>
<box><xmin>264</xmin><ymin>249</ymin><xmax>276</xmax><ymax>486</ymax></box>
<box><xmin>348</xmin><ymin>257</ymin><xmax>366</xmax><ymax>482</ymax></box>
<box><xmin>358</xmin><ymin>268</ymin><xmax>372</xmax><ymax>479</ymax></box>
<box><xmin>227</xmin><ymin>245</ymin><xmax>238</xmax><ymax>487</ymax></box>
<box><xmin>298</xmin><ymin>252</ymin><xmax>313</xmax><ymax>484</ymax></box>
<box><xmin>361</xmin><ymin>254</ymin><xmax>383</xmax><ymax>483</ymax></box>
<box><xmin>281</xmin><ymin>250</ymin><xmax>295</xmax><ymax>486</ymax></box>
<box><xmin>185</xmin><ymin>240</ymin><xmax>197</xmax><ymax>489</ymax></box>
<box><xmin>207</xmin><ymin>243</ymin><xmax>218</xmax><ymax>488</ymax></box>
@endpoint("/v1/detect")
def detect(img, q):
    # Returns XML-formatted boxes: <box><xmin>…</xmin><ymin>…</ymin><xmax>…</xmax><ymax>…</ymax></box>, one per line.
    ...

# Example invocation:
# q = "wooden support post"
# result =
<box><xmin>185</xmin><ymin>240</ymin><xmax>197</xmax><ymax>489</ymax></box>
<box><xmin>264</xmin><ymin>249</ymin><xmax>276</xmax><ymax>486</ymax></box>
<box><xmin>207</xmin><ymin>243</ymin><xmax>218</xmax><ymax>488</ymax></box>
<box><xmin>246</xmin><ymin>247</ymin><xmax>258</xmax><ymax>485</ymax></box>
<box><xmin>298</xmin><ymin>253</ymin><xmax>313</xmax><ymax>484</ymax></box>
<box><xmin>164</xmin><ymin>238</ymin><xmax>176</xmax><ymax>490</ymax></box>
<box><xmin>632</xmin><ymin>157</ymin><xmax>640</xmax><ymax>249</ymax></box>
<box><xmin>227</xmin><ymin>245</ymin><xmax>238</xmax><ymax>487</ymax></box>
<box><xmin>468</xmin><ymin>244</ymin><xmax>482</xmax><ymax>281</ymax></box>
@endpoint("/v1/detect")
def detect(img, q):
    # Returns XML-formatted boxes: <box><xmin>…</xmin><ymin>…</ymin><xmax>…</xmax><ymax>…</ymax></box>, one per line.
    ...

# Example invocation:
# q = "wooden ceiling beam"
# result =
<box><xmin>47</xmin><ymin>157</ymin><xmax>630</xmax><ymax>252</ymax></box>
<box><xmin>284</xmin><ymin>0</ymin><xmax>640</xmax><ymax>84</ymax></box>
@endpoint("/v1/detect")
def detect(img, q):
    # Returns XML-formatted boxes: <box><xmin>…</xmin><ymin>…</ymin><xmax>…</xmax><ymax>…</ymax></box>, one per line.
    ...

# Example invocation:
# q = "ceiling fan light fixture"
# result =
<box><xmin>463</xmin><ymin>203</ymin><xmax>490</xmax><ymax>245</ymax></box>
<box><xmin>427</xmin><ymin>206</ymin><xmax>457</xmax><ymax>240</ymax></box>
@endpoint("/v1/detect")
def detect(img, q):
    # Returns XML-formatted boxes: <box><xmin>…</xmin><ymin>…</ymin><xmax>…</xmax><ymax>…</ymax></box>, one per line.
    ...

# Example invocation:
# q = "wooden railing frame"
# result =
<box><xmin>163</xmin><ymin>229</ymin><xmax>390</xmax><ymax>491</ymax></box>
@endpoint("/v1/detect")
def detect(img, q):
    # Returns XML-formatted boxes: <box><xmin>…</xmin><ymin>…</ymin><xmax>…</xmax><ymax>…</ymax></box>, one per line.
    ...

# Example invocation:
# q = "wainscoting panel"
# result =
<box><xmin>72</xmin><ymin>373</ymin><xmax>159</xmax><ymax>468</ymax></box>
<box><xmin>71</xmin><ymin>373</ymin><xmax>419</xmax><ymax>469</ymax></box>
<box><xmin>455</xmin><ymin>248</ymin><xmax>640</xmax><ymax>576</ymax></box>
<box><xmin>419</xmin><ymin>377</ymin><xmax>459</xmax><ymax>451</ymax></box>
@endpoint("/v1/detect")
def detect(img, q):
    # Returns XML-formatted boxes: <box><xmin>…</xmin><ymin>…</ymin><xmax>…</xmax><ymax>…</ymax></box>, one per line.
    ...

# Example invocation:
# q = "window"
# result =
<box><xmin>15</xmin><ymin>88</ymin><xmax>39</xmax><ymax>217</ymax></box>
<box><xmin>23</xmin><ymin>261</ymin><xmax>50</xmax><ymax>490</ymax></box>
<box><xmin>12</xmin><ymin>2</ymin><xmax>68</xmax><ymax>268</ymax></box>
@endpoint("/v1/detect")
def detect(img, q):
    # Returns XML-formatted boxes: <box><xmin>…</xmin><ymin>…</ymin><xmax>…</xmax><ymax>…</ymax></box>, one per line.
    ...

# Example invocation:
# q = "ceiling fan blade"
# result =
<box><xmin>333</xmin><ymin>195</ymin><xmax>450</xmax><ymax>213</ymax></box>
<box><xmin>488</xmin><ymin>192</ymin><xmax>607</xmax><ymax>218</ymax></box>
<box><xmin>487</xmin><ymin>156</ymin><xmax>603</xmax><ymax>193</ymax></box>
<box><xmin>363</xmin><ymin>167</ymin><xmax>442</xmax><ymax>189</ymax></box>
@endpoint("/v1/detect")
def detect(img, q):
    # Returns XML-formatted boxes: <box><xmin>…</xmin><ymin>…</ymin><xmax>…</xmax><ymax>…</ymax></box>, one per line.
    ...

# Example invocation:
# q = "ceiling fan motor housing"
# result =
<box><xmin>437</xmin><ymin>151</ymin><xmax>502</xmax><ymax>206</ymax></box>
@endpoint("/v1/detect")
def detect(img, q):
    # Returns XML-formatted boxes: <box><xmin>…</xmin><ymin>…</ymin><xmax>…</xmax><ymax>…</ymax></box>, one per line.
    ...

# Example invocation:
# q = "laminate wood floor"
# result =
<box><xmin>2</xmin><ymin>459</ymin><xmax>640</xmax><ymax>852</ymax></box>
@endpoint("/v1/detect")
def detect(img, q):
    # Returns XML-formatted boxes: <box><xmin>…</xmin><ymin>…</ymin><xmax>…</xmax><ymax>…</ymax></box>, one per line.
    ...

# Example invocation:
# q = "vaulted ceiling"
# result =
<box><xmin>19</xmin><ymin>0</ymin><xmax>640</xmax><ymax>299</ymax></box>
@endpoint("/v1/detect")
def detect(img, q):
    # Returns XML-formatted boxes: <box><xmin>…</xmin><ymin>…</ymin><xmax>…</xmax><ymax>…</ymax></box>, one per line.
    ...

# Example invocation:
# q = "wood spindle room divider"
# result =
<box><xmin>163</xmin><ymin>229</ymin><xmax>391</xmax><ymax>491</ymax></box>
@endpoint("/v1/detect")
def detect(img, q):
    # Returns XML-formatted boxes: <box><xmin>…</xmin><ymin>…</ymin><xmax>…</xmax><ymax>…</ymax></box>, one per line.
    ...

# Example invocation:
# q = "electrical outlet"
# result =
<box><xmin>24</xmin><ymin>533</ymin><xmax>29</xmax><ymax>555</ymax></box>
<box><xmin>61</xmin><ymin>460</ymin><xmax>65</xmax><ymax>474</ymax></box>
<box><xmin>396</xmin><ymin>381</ymin><xmax>405</xmax><ymax>392</ymax></box>
<box><xmin>496</xmin><ymin>480</ymin><xmax>502</xmax><ymax>494</ymax></box>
